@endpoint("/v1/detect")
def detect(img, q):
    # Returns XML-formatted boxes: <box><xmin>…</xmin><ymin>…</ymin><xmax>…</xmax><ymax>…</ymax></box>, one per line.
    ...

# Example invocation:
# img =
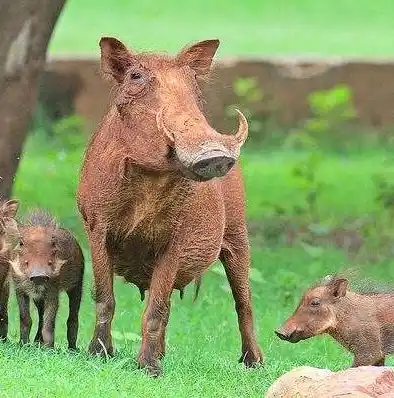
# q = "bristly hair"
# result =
<box><xmin>317</xmin><ymin>273</ymin><xmax>394</xmax><ymax>296</ymax></box>
<box><xmin>352</xmin><ymin>278</ymin><xmax>394</xmax><ymax>296</ymax></box>
<box><xmin>22</xmin><ymin>209</ymin><xmax>58</xmax><ymax>229</ymax></box>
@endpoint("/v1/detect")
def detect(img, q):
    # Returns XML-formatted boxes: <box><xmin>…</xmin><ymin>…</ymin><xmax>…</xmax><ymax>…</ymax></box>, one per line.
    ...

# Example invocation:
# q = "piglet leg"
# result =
<box><xmin>66</xmin><ymin>278</ymin><xmax>83</xmax><ymax>350</ymax></box>
<box><xmin>220</xmin><ymin>232</ymin><xmax>263</xmax><ymax>367</ymax></box>
<box><xmin>351</xmin><ymin>334</ymin><xmax>385</xmax><ymax>367</ymax></box>
<box><xmin>42</xmin><ymin>292</ymin><xmax>59</xmax><ymax>348</ymax></box>
<box><xmin>0</xmin><ymin>280</ymin><xmax>9</xmax><ymax>340</ymax></box>
<box><xmin>352</xmin><ymin>353</ymin><xmax>385</xmax><ymax>367</ymax></box>
<box><xmin>374</xmin><ymin>357</ymin><xmax>386</xmax><ymax>366</ymax></box>
<box><xmin>16</xmin><ymin>290</ymin><xmax>31</xmax><ymax>344</ymax></box>
<box><xmin>34</xmin><ymin>299</ymin><xmax>44</xmax><ymax>343</ymax></box>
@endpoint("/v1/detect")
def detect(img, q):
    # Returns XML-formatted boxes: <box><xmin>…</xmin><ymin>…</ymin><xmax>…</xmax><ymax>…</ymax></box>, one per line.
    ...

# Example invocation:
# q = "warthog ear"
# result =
<box><xmin>176</xmin><ymin>39</ymin><xmax>220</xmax><ymax>75</ymax></box>
<box><xmin>99</xmin><ymin>37</ymin><xmax>132</xmax><ymax>83</ymax></box>
<box><xmin>329</xmin><ymin>277</ymin><xmax>348</xmax><ymax>299</ymax></box>
<box><xmin>2</xmin><ymin>199</ymin><xmax>19</xmax><ymax>218</ymax></box>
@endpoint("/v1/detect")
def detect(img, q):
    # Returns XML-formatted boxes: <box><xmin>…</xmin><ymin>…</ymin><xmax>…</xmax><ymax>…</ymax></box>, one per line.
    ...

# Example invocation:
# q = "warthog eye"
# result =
<box><xmin>310</xmin><ymin>298</ymin><xmax>321</xmax><ymax>307</ymax></box>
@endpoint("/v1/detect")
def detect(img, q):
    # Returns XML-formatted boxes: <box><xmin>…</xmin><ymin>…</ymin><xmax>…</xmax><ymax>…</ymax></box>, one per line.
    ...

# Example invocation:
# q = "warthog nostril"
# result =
<box><xmin>215</xmin><ymin>157</ymin><xmax>235</xmax><ymax>174</ymax></box>
<box><xmin>192</xmin><ymin>153</ymin><xmax>236</xmax><ymax>179</ymax></box>
<box><xmin>195</xmin><ymin>159</ymin><xmax>211</xmax><ymax>169</ymax></box>
<box><xmin>30</xmin><ymin>275</ymin><xmax>50</xmax><ymax>285</ymax></box>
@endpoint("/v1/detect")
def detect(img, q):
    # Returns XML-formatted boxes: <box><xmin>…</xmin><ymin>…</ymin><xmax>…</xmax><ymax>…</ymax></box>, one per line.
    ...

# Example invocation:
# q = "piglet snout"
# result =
<box><xmin>275</xmin><ymin>328</ymin><xmax>298</xmax><ymax>342</ymax></box>
<box><xmin>275</xmin><ymin>329</ymin><xmax>291</xmax><ymax>341</ymax></box>
<box><xmin>30</xmin><ymin>267</ymin><xmax>50</xmax><ymax>285</ymax></box>
<box><xmin>275</xmin><ymin>324</ymin><xmax>303</xmax><ymax>343</ymax></box>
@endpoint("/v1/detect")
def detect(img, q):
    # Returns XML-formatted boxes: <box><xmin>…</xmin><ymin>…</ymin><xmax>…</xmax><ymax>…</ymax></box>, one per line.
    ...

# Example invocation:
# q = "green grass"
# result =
<box><xmin>6</xmin><ymin>133</ymin><xmax>394</xmax><ymax>396</ymax></box>
<box><xmin>49</xmin><ymin>0</ymin><xmax>394</xmax><ymax>57</ymax></box>
<box><xmin>0</xmin><ymin>251</ymin><xmax>355</xmax><ymax>398</ymax></box>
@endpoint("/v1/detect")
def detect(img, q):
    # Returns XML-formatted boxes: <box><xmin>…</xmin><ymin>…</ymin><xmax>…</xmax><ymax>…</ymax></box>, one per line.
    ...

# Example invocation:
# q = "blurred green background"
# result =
<box><xmin>50</xmin><ymin>0</ymin><xmax>394</xmax><ymax>57</ymax></box>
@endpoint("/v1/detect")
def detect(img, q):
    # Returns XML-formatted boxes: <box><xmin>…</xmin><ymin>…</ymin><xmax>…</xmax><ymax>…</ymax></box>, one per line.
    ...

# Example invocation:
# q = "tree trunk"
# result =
<box><xmin>0</xmin><ymin>0</ymin><xmax>66</xmax><ymax>199</ymax></box>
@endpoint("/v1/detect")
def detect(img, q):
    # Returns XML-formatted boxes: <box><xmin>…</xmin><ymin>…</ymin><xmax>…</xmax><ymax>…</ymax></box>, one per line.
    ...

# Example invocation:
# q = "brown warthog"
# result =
<box><xmin>0</xmin><ymin>199</ymin><xmax>20</xmax><ymax>340</ymax></box>
<box><xmin>10</xmin><ymin>210</ymin><xmax>84</xmax><ymax>349</ymax></box>
<box><xmin>276</xmin><ymin>275</ymin><xmax>394</xmax><ymax>367</ymax></box>
<box><xmin>77</xmin><ymin>36</ymin><xmax>262</xmax><ymax>376</ymax></box>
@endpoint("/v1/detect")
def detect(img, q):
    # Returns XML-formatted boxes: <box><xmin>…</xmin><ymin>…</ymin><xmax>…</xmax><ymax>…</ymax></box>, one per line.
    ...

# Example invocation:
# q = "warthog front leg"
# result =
<box><xmin>88</xmin><ymin>234</ymin><xmax>115</xmax><ymax>357</ymax></box>
<box><xmin>137</xmin><ymin>259</ymin><xmax>177</xmax><ymax>377</ymax></box>
<box><xmin>220</xmin><ymin>231</ymin><xmax>263</xmax><ymax>367</ymax></box>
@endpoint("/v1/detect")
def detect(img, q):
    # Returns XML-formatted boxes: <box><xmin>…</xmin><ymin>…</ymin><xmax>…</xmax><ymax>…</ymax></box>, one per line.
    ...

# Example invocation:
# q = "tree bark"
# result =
<box><xmin>0</xmin><ymin>0</ymin><xmax>66</xmax><ymax>199</ymax></box>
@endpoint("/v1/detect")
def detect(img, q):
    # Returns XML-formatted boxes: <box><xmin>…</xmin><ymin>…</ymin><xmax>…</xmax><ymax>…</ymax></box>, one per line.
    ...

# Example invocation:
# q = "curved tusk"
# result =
<box><xmin>156</xmin><ymin>108</ymin><xmax>175</xmax><ymax>146</ymax></box>
<box><xmin>233</xmin><ymin>109</ymin><xmax>249</xmax><ymax>145</ymax></box>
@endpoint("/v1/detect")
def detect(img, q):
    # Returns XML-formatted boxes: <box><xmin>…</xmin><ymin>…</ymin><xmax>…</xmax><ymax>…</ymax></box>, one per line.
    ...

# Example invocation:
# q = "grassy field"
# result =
<box><xmin>3</xmin><ymin>132</ymin><xmax>393</xmax><ymax>397</ymax></box>
<box><xmin>49</xmin><ymin>0</ymin><xmax>394</xmax><ymax>57</ymax></box>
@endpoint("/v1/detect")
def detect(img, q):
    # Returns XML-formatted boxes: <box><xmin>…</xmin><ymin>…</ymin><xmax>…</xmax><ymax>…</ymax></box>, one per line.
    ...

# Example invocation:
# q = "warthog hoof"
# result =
<box><xmin>88</xmin><ymin>337</ymin><xmax>114</xmax><ymax>357</ymax></box>
<box><xmin>137</xmin><ymin>354</ymin><xmax>162</xmax><ymax>377</ymax></box>
<box><xmin>239</xmin><ymin>347</ymin><xmax>264</xmax><ymax>368</ymax></box>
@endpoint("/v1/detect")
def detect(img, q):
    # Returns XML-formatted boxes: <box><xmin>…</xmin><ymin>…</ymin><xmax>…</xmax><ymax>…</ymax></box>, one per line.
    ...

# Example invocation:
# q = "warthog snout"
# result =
<box><xmin>156</xmin><ymin>108</ymin><xmax>248</xmax><ymax>181</ymax></box>
<box><xmin>191</xmin><ymin>149</ymin><xmax>236</xmax><ymax>179</ymax></box>
<box><xmin>29</xmin><ymin>267</ymin><xmax>50</xmax><ymax>285</ymax></box>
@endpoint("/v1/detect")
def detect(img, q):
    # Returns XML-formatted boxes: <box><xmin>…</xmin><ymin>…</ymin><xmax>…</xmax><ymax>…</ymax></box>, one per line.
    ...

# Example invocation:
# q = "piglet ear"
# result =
<box><xmin>2</xmin><ymin>200</ymin><xmax>19</xmax><ymax>218</ymax></box>
<box><xmin>176</xmin><ymin>39</ymin><xmax>220</xmax><ymax>75</ymax></box>
<box><xmin>99</xmin><ymin>37</ymin><xmax>133</xmax><ymax>83</ymax></box>
<box><xmin>330</xmin><ymin>278</ymin><xmax>348</xmax><ymax>299</ymax></box>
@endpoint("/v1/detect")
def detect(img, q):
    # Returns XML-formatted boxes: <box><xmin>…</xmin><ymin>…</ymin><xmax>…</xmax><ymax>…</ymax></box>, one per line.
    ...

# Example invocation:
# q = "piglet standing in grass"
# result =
<box><xmin>10</xmin><ymin>210</ymin><xmax>84</xmax><ymax>349</ymax></box>
<box><xmin>0</xmin><ymin>199</ymin><xmax>20</xmax><ymax>340</ymax></box>
<box><xmin>275</xmin><ymin>275</ymin><xmax>394</xmax><ymax>367</ymax></box>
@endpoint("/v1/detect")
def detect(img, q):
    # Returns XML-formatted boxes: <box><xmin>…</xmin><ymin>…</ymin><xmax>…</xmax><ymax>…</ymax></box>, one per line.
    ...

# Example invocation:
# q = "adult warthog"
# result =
<box><xmin>77</xmin><ymin>36</ymin><xmax>262</xmax><ymax>376</ymax></box>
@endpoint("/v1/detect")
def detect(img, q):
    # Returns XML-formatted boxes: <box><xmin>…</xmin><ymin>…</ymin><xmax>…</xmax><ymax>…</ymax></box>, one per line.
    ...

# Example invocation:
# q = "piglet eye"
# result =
<box><xmin>310</xmin><ymin>298</ymin><xmax>321</xmax><ymax>307</ymax></box>
<box><xmin>130</xmin><ymin>72</ymin><xmax>143</xmax><ymax>81</ymax></box>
